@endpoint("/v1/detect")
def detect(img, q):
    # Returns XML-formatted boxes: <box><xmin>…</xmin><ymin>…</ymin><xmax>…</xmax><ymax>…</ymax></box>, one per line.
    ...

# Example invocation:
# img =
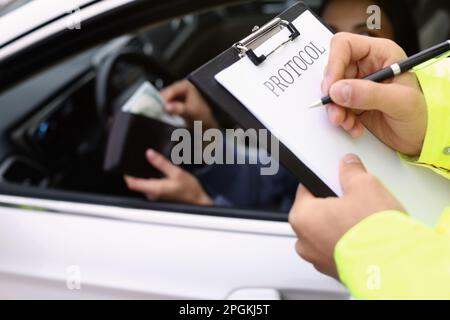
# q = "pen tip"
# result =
<box><xmin>308</xmin><ymin>100</ymin><xmax>323</xmax><ymax>109</ymax></box>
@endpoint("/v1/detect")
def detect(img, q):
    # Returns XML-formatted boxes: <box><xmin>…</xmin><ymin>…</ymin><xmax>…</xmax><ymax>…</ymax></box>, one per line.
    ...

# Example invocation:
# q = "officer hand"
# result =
<box><xmin>323</xmin><ymin>33</ymin><xmax>427</xmax><ymax>156</ymax></box>
<box><xmin>288</xmin><ymin>154</ymin><xmax>405</xmax><ymax>279</ymax></box>
<box><xmin>125</xmin><ymin>149</ymin><xmax>213</xmax><ymax>205</ymax></box>
<box><xmin>161</xmin><ymin>80</ymin><xmax>219</xmax><ymax>130</ymax></box>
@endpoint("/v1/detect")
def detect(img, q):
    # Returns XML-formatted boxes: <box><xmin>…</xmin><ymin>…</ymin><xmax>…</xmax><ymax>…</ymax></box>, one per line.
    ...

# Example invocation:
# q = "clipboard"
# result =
<box><xmin>189</xmin><ymin>2</ymin><xmax>335</xmax><ymax>197</ymax></box>
<box><xmin>188</xmin><ymin>1</ymin><xmax>449</xmax><ymax>225</ymax></box>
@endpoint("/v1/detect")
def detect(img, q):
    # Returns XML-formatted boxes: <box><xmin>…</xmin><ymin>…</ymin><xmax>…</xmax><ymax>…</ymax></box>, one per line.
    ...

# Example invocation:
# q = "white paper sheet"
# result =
<box><xmin>216</xmin><ymin>10</ymin><xmax>449</xmax><ymax>225</ymax></box>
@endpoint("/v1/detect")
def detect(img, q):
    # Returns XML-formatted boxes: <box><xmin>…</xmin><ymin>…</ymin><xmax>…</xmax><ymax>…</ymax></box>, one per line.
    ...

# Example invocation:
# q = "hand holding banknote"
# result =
<box><xmin>124</xmin><ymin>80</ymin><xmax>215</xmax><ymax>205</ymax></box>
<box><xmin>161</xmin><ymin>80</ymin><xmax>219</xmax><ymax>130</ymax></box>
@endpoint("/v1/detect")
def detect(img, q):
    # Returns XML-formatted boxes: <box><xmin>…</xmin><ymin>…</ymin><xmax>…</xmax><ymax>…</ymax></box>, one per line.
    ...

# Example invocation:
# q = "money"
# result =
<box><xmin>121</xmin><ymin>81</ymin><xmax>186</xmax><ymax>128</ymax></box>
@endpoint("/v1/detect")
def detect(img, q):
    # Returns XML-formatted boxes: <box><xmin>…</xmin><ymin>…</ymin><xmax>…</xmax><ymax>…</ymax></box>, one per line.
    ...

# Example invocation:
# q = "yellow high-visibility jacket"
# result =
<box><xmin>334</xmin><ymin>59</ymin><xmax>450</xmax><ymax>299</ymax></box>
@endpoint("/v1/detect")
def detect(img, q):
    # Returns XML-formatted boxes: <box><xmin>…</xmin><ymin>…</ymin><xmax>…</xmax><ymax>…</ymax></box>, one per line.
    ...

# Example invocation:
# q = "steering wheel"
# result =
<box><xmin>95</xmin><ymin>49</ymin><xmax>174</xmax><ymax>130</ymax></box>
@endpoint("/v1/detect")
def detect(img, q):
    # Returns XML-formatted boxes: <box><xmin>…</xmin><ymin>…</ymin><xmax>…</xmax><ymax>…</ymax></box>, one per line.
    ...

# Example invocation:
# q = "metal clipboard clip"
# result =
<box><xmin>233</xmin><ymin>17</ymin><xmax>301</xmax><ymax>66</ymax></box>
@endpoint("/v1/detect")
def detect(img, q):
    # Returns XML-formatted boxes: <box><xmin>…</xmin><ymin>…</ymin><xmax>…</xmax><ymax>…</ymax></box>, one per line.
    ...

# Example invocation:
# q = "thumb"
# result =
<box><xmin>339</xmin><ymin>154</ymin><xmax>367</xmax><ymax>194</ymax></box>
<box><xmin>329</xmin><ymin>79</ymin><xmax>418</xmax><ymax>117</ymax></box>
<box><xmin>146</xmin><ymin>149</ymin><xmax>180</xmax><ymax>178</ymax></box>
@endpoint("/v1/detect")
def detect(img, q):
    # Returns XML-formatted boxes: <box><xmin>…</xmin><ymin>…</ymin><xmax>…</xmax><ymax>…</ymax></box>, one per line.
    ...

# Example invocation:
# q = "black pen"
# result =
<box><xmin>309</xmin><ymin>39</ymin><xmax>450</xmax><ymax>108</ymax></box>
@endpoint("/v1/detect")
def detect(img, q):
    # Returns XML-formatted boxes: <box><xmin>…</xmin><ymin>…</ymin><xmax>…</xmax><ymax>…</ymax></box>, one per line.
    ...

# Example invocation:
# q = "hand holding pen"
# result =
<box><xmin>312</xmin><ymin>33</ymin><xmax>449</xmax><ymax>156</ymax></box>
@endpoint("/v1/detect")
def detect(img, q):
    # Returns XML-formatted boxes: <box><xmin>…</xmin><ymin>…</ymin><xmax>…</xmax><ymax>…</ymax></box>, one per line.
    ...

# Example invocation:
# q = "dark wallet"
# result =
<box><xmin>103</xmin><ymin>111</ymin><xmax>179</xmax><ymax>179</ymax></box>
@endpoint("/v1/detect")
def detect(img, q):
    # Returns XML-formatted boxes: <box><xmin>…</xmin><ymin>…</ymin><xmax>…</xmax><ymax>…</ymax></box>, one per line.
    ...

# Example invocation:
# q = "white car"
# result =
<box><xmin>0</xmin><ymin>0</ymin><xmax>448</xmax><ymax>300</ymax></box>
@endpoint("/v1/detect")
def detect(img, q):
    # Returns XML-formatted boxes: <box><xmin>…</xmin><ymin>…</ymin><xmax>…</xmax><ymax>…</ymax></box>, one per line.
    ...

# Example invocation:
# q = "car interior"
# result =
<box><xmin>0</xmin><ymin>0</ymin><xmax>448</xmax><ymax>219</ymax></box>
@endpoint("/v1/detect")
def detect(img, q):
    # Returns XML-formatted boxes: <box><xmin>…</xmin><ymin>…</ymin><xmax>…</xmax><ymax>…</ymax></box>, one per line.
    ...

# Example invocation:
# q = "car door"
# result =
<box><xmin>0</xmin><ymin>194</ymin><xmax>348</xmax><ymax>299</ymax></box>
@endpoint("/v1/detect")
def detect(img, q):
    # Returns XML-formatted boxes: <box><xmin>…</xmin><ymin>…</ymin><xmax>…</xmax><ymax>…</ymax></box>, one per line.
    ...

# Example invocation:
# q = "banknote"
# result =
<box><xmin>121</xmin><ymin>81</ymin><xmax>186</xmax><ymax>128</ymax></box>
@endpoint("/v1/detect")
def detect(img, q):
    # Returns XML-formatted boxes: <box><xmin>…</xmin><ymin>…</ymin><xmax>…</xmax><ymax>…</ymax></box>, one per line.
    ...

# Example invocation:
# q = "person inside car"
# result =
<box><xmin>320</xmin><ymin>0</ymin><xmax>420</xmax><ymax>55</ymax></box>
<box><xmin>124</xmin><ymin>80</ymin><xmax>298</xmax><ymax>210</ymax></box>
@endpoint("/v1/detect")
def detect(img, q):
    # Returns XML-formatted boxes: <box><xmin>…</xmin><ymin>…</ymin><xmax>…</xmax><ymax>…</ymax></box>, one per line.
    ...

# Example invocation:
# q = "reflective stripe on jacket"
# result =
<box><xmin>334</xmin><ymin>58</ymin><xmax>450</xmax><ymax>299</ymax></box>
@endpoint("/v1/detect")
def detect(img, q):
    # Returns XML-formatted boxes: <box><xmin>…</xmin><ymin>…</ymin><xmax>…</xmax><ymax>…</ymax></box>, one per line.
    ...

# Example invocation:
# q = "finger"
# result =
<box><xmin>143</xmin><ymin>180</ymin><xmax>173</xmax><ymax>201</ymax></box>
<box><xmin>295</xmin><ymin>240</ymin><xmax>317</xmax><ymax>265</ymax></box>
<box><xmin>323</xmin><ymin>33</ymin><xmax>373</xmax><ymax>92</ymax></box>
<box><xmin>160</xmin><ymin>80</ymin><xmax>189</xmax><ymax>102</ymax></box>
<box><xmin>339</xmin><ymin>154</ymin><xmax>367</xmax><ymax>194</ymax></box>
<box><xmin>125</xmin><ymin>176</ymin><xmax>151</xmax><ymax>193</ymax></box>
<box><xmin>326</xmin><ymin>105</ymin><xmax>366</xmax><ymax>138</ymax></box>
<box><xmin>349</xmin><ymin>121</ymin><xmax>365</xmax><ymax>138</ymax></box>
<box><xmin>324</xmin><ymin>33</ymin><xmax>406</xmax><ymax>93</ymax></box>
<box><xmin>146</xmin><ymin>149</ymin><xmax>180</xmax><ymax>178</ymax></box>
<box><xmin>124</xmin><ymin>176</ymin><xmax>170</xmax><ymax>197</ymax></box>
<box><xmin>341</xmin><ymin>113</ymin><xmax>365</xmax><ymax>138</ymax></box>
<box><xmin>326</xmin><ymin>104</ymin><xmax>347</xmax><ymax>127</ymax></box>
<box><xmin>329</xmin><ymin>79</ymin><xmax>422</xmax><ymax>118</ymax></box>
<box><xmin>341</xmin><ymin>111</ymin><xmax>356</xmax><ymax>131</ymax></box>
<box><xmin>165</xmin><ymin>101</ymin><xmax>186</xmax><ymax>116</ymax></box>
<box><xmin>297</xmin><ymin>184</ymin><xmax>315</xmax><ymax>201</ymax></box>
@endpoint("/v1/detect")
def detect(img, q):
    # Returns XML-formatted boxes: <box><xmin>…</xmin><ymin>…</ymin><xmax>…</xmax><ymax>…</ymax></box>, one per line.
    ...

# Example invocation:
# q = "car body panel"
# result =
<box><xmin>0</xmin><ymin>196</ymin><xmax>347</xmax><ymax>299</ymax></box>
<box><xmin>0</xmin><ymin>0</ymin><xmax>135</xmax><ymax>60</ymax></box>
<box><xmin>0</xmin><ymin>0</ymin><xmax>96</xmax><ymax>46</ymax></box>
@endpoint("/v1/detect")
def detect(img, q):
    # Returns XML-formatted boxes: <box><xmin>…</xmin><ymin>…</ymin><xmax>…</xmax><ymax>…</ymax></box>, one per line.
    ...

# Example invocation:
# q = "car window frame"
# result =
<box><xmin>0</xmin><ymin>0</ymin><xmax>247</xmax><ymax>92</ymax></box>
<box><xmin>0</xmin><ymin>0</ymin><xmax>294</xmax><ymax>223</ymax></box>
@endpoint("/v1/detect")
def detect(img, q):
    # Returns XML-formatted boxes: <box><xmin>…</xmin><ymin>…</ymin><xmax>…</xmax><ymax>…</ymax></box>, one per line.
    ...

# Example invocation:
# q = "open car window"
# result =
<box><xmin>0</xmin><ymin>0</ymin><xmax>449</xmax><ymax>221</ymax></box>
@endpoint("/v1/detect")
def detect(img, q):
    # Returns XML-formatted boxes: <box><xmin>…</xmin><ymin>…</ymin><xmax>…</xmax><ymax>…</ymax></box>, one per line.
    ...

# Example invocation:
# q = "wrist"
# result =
<box><xmin>413</xmin><ymin>59</ymin><xmax>450</xmax><ymax>170</ymax></box>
